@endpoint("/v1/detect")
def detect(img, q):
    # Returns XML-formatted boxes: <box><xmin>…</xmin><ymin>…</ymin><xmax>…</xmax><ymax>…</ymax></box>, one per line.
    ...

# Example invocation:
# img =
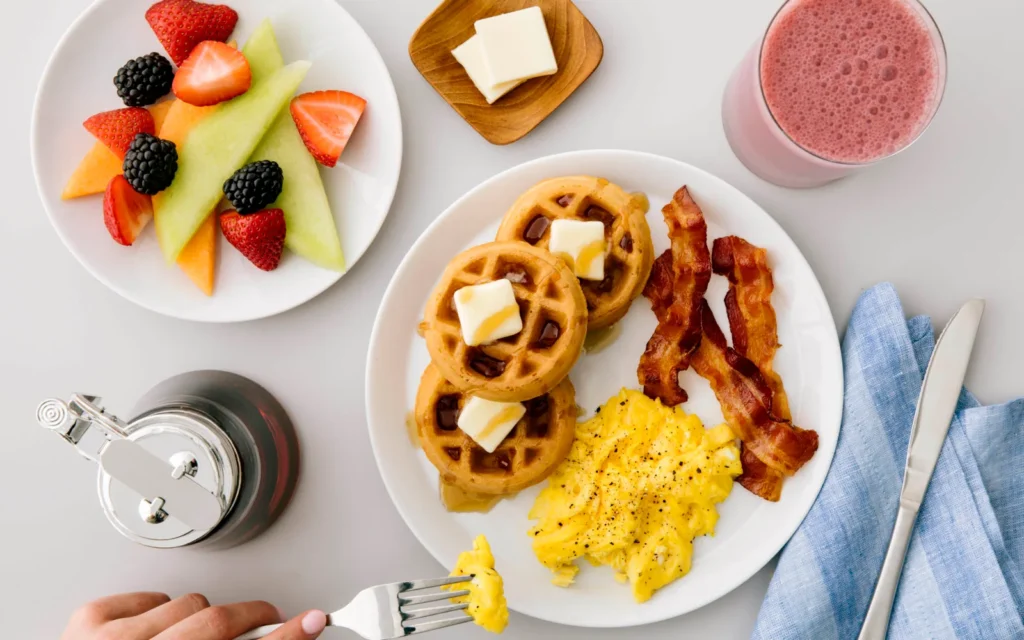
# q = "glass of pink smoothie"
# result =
<box><xmin>722</xmin><ymin>0</ymin><xmax>946</xmax><ymax>188</ymax></box>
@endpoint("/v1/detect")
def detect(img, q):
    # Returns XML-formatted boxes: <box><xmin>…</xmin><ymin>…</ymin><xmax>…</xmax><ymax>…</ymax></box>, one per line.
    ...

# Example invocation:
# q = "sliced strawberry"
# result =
<box><xmin>83</xmin><ymin>108</ymin><xmax>155</xmax><ymax>159</ymax></box>
<box><xmin>289</xmin><ymin>90</ymin><xmax>366</xmax><ymax>167</ymax></box>
<box><xmin>220</xmin><ymin>209</ymin><xmax>285</xmax><ymax>271</ymax></box>
<box><xmin>103</xmin><ymin>175</ymin><xmax>154</xmax><ymax>246</ymax></box>
<box><xmin>172</xmin><ymin>41</ymin><xmax>251</xmax><ymax>107</ymax></box>
<box><xmin>146</xmin><ymin>0</ymin><xmax>238</xmax><ymax>66</ymax></box>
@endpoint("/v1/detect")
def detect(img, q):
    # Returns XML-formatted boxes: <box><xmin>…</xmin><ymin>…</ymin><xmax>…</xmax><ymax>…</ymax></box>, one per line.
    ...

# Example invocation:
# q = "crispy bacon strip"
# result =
<box><xmin>691</xmin><ymin>302</ymin><xmax>818</xmax><ymax>500</ymax></box>
<box><xmin>637</xmin><ymin>187</ymin><xmax>711</xmax><ymax>406</ymax></box>
<box><xmin>712</xmin><ymin>236</ymin><xmax>794</xmax><ymax>499</ymax></box>
<box><xmin>712</xmin><ymin>236</ymin><xmax>791</xmax><ymax>420</ymax></box>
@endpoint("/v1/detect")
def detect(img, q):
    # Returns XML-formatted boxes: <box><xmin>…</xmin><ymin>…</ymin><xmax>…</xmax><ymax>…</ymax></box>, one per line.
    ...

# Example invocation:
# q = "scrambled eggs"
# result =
<box><xmin>446</xmin><ymin>535</ymin><xmax>509</xmax><ymax>633</ymax></box>
<box><xmin>528</xmin><ymin>389</ymin><xmax>742</xmax><ymax>602</ymax></box>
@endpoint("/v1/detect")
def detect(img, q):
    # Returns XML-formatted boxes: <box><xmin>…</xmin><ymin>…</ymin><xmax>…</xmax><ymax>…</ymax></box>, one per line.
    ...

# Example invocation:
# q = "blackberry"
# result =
<box><xmin>222</xmin><ymin>161</ymin><xmax>284</xmax><ymax>214</ymax></box>
<box><xmin>114</xmin><ymin>52</ymin><xmax>174</xmax><ymax>107</ymax></box>
<box><xmin>123</xmin><ymin>133</ymin><xmax>178</xmax><ymax>195</ymax></box>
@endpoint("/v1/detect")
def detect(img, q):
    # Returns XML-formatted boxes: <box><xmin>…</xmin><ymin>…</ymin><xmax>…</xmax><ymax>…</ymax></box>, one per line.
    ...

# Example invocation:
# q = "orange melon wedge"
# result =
<box><xmin>153</xmin><ymin>100</ymin><xmax>220</xmax><ymax>150</ymax></box>
<box><xmin>156</xmin><ymin>100</ymin><xmax>222</xmax><ymax>295</ymax></box>
<box><xmin>61</xmin><ymin>101</ymin><xmax>177</xmax><ymax>200</ymax></box>
<box><xmin>61</xmin><ymin>142</ymin><xmax>122</xmax><ymax>199</ymax></box>
<box><xmin>149</xmin><ymin>100</ymin><xmax>174</xmax><ymax>132</ymax></box>
<box><xmin>157</xmin><ymin>41</ymin><xmax>239</xmax><ymax>296</ymax></box>
<box><xmin>176</xmin><ymin>213</ymin><xmax>217</xmax><ymax>296</ymax></box>
<box><xmin>154</xmin><ymin>99</ymin><xmax>224</xmax><ymax>296</ymax></box>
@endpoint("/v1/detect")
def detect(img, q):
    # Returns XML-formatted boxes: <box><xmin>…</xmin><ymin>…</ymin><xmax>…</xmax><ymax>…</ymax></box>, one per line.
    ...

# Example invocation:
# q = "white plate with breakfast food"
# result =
<box><xmin>366</xmin><ymin>149</ymin><xmax>842</xmax><ymax>628</ymax></box>
<box><xmin>32</xmin><ymin>0</ymin><xmax>401</xmax><ymax>322</ymax></box>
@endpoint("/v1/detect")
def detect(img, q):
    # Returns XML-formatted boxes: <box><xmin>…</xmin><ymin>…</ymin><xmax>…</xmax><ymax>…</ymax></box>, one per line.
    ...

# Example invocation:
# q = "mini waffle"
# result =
<box><xmin>495</xmin><ymin>176</ymin><xmax>655</xmax><ymax>330</ymax></box>
<box><xmin>422</xmin><ymin>241</ymin><xmax>587</xmax><ymax>403</ymax></box>
<box><xmin>415</xmin><ymin>364</ymin><xmax>577</xmax><ymax>495</ymax></box>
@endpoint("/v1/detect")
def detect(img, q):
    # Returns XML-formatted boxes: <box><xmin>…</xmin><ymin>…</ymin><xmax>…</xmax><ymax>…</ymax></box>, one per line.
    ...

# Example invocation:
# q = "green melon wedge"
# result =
<box><xmin>243</xmin><ymin>19</ymin><xmax>284</xmax><ymax>82</ymax></box>
<box><xmin>155</xmin><ymin>60</ymin><xmax>312</xmax><ymax>262</ymax></box>
<box><xmin>244</xmin><ymin>21</ymin><xmax>345</xmax><ymax>271</ymax></box>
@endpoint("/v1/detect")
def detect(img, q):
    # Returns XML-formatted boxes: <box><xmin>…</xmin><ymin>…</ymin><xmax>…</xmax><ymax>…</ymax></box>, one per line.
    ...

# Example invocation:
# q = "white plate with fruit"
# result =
<box><xmin>32</xmin><ymin>0</ymin><xmax>402</xmax><ymax>322</ymax></box>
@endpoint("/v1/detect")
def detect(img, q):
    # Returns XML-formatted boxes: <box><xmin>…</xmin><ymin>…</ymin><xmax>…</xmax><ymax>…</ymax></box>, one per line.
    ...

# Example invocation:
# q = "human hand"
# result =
<box><xmin>60</xmin><ymin>592</ymin><xmax>328</xmax><ymax>640</ymax></box>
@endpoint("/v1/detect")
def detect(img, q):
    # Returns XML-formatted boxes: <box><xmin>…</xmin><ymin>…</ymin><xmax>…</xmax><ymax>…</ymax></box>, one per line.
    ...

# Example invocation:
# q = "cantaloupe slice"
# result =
<box><xmin>153</xmin><ymin>100</ymin><xmax>223</xmax><ymax>295</ymax></box>
<box><xmin>61</xmin><ymin>143</ymin><xmax>122</xmax><ymax>199</ymax></box>
<box><xmin>62</xmin><ymin>101</ymin><xmax>177</xmax><ymax>200</ymax></box>
<box><xmin>149</xmin><ymin>100</ymin><xmax>174</xmax><ymax>132</ymax></box>
<box><xmin>153</xmin><ymin>100</ymin><xmax>219</xmax><ymax>150</ymax></box>
<box><xmin>176</xmin><ymin>213</ymin><xmax>217</xmax><ymax>295</ymax></box>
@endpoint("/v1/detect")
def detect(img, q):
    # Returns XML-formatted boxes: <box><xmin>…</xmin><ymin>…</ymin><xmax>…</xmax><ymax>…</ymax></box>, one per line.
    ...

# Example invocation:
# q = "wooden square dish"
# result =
<box><xmin>409</xmin><ymin>0</ymin><xmax>603</xmax><ymax>145</ymax></box>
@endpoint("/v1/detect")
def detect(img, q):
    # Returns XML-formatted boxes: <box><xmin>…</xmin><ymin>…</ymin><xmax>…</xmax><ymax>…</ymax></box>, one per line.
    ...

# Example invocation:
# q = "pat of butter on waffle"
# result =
<box><xmin>458</xmin><ymin>396</ymin><xmax>527</xmax><ymax>453</ymax></box>
<box><xmin>454</xmin><ymin>279</ymin><xmax>523</xmax><ymax>346</ymax></box>
<box><xmin>549</xmin><ymin>219</ymin><xmax>606</xmax><ymax>280</ymax></box>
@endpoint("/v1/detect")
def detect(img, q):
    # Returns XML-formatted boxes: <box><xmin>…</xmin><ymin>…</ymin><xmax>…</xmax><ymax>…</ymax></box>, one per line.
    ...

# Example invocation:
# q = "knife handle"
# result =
<box><xmin>858</xmin><ymin>504</ymin><xmax>919</xmax><ymax>640</ymax></box>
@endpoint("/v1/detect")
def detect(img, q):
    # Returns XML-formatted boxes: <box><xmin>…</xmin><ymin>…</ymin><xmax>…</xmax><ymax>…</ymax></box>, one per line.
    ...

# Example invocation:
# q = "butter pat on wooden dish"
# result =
<box><xmin>452</xmin><ymin>35</ymin><xmax>525</xmax><ymax>104</ymax></box>
<box><xmin>475</xmin><ymin>7</ymin><xmax>558</xmax><ymax>84</ymax></box>
<box><xmin>451</xmin><ymin>6</ymin><xmax>558</xmax><ymax>104</ymax></box>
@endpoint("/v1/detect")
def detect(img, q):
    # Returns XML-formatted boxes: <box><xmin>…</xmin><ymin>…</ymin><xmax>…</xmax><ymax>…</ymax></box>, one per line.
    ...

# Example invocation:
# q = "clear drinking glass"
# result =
<box><xmin>722</xmin><ymin>0</ymin><xmax>947</xmax><ymax>188</ymax></box>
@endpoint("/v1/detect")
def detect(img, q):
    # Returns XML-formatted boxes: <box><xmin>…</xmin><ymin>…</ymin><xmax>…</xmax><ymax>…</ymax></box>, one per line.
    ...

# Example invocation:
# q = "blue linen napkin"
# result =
<box><xmin>752</xmin><ymin>283</ymin><xmax>1024</xmax><ymax>639</ymax></box>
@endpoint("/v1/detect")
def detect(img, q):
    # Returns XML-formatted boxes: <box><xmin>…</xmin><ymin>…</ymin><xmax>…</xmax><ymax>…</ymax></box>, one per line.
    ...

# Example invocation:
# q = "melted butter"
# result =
<box><xmin>440</xmin><ymin>479</ymin><xmax>504</xmax><ymax>514</ymax></box>
<box><xmin>584</xmin><ymin>324</ymin><xmax>622</xmax><ymax>354</ymax></box>
<box><xmin>473</xmin><ymin>305</ymin><xmax>519</xmax><ymax>344</ymax></box>
<box><xmin>477</xmin><ymin>405</ymin><xmax>522</xmax><ymax>442</ymax></box>
<box><xmin>629</xmin><ymin>192</ymin><xmax>650</xmax><ymax>215</ymax></box>
<box><xmin>554</xmin><ymin>251</ymin><xmax>576</xmax><ymax>271</ymax></box>
<box><xmin>405</xmin><ymin>411</ymin><xmax>421</xmax><ymax>449</ymax></box>
<box><xmin>575</xmin><ymin>239</ymin><xmax>605</xmax><ymax>278</ymax></box>
<box><xmin>596</xmin><ymin>177</ymin><xmax>610</xmax><ymax>187</ymax></box>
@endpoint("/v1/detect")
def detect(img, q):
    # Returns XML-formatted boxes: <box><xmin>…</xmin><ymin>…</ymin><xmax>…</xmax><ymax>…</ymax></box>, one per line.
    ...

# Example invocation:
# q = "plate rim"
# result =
<box><xmin>30</xmin><ymin>0</ymin><xmax>403</xmax><ymax>323</ymax></box>
<box><xmin>366</xmin><ymin>148</ymin><xmax>843</xmax><ymax>627</ymax></box>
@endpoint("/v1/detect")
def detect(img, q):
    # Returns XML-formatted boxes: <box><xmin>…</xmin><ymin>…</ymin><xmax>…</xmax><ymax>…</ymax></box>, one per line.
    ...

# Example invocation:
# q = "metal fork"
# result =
<box><xmin>234</xmin><ymin>575</ymin><xmax>474</xmax><ymax>639</ymax></box>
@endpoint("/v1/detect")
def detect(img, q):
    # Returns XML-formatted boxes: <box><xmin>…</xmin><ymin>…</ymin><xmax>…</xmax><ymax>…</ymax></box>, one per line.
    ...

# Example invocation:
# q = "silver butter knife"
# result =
<box><xmin>857</xmin><ymin>299</ymin><xmax>985</xmax><ymax>640</ymax></box>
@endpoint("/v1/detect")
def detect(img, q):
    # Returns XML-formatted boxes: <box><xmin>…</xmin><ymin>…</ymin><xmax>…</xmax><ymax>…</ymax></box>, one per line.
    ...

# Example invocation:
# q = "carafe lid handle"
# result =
<box><xmin>35</xmin><ymin>395</ymin><xmax>223</xmax><ymax>531</ymax></box>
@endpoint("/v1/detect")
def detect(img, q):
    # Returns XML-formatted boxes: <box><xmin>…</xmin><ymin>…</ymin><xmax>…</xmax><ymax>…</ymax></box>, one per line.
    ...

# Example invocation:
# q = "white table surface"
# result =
<box><xmin>3</xmin><ymin>0</ymin><xmax>1021</xmax><ymax>637</ymax></box>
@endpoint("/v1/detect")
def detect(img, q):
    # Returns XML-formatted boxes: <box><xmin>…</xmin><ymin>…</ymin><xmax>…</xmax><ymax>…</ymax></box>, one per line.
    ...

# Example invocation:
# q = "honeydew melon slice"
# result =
<box><xmin>242</xmin><ymin>20</ymin><xmax>284</xmax><ymax>82</ymax></box>
<box><xmin>154</xmin><ymin>60</ymin><xmax>311</xmax><ymax>262</ymax></box>
<box><xmin>244</xmin><ymin>20</ymin><xmax>345</xmax><ymax>271</ymax></box>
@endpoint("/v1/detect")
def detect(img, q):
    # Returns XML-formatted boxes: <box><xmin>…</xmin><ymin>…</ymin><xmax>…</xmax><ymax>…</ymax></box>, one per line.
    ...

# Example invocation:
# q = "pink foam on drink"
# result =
<box><xmin>760</xmin><ymin>0</ymin><xmax>940</xmax><ymax>163</ymax></box>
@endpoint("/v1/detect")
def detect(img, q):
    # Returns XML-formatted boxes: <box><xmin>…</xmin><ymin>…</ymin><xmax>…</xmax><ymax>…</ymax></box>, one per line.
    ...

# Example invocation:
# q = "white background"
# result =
<box><xmin>2</xmin><ymin>0</ymin><xmax>1021</xmax><ymax>637</ymax></box>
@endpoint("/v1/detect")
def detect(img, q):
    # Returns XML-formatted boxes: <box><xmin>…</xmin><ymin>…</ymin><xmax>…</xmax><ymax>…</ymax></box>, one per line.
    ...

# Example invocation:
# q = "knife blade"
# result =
<box><xmin>901</xmin><ymin>298</ymin><xmax>985</xmax><ymax>508</ymax></box>
<box><xmin>858</xmin><ymin>298</ymin><xmax>985</xmax><ymax>640</ymax></box>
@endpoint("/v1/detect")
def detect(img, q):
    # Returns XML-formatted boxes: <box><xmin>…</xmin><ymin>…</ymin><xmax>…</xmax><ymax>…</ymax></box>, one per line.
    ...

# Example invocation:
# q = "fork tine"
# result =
<box><xmin>401</xmin><ymin>602</ymin><xmax>468</xmax><ymax>621</ymax></box>
<box><xmin>404</xmin><ymin>615</ymin><xmax>473</xmax><ymax>635</ymax></box>
<box><xmin>399</xmin><ymin>590</ymin><xmax>469</xmax><ymax>606</ymax></box>
<box><xmin>400</xmin><ymin>575</ymin><xmax>473</xmax><ymax>592</ymax></box>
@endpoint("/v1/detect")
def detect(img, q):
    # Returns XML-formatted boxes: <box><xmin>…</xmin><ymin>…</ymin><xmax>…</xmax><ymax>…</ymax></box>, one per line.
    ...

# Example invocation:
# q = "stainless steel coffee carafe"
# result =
<box><xmin>35</xmin><ymin>370</ymin><xmax>299</xmax><ymax>549</ymax></box>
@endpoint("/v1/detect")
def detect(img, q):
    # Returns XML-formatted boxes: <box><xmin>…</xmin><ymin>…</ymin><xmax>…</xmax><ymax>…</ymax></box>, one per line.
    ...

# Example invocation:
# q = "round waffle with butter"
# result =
<box><xmin>495</xmin><ymin>176</ymin><xmax>655</xmax><ymax>330</ymax></box>
<box><xmin>422</xmin><ymin>241</ymin><xmax>587</xmax><ymax>403</ymax></box>
<box><xmin>415</xmin><ymin>364</ymin><xmax>577</xmax><ymax>495</ymax></box>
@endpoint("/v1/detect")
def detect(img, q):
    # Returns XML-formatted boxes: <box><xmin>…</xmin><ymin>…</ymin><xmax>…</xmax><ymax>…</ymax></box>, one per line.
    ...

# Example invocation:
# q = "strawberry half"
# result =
<box><xmin>172</xmin><ymin>41</ymin><xmax>251</xmax><ymax>106</ymax></box>
<box><xmin>103</xmin><ymin>175</ymin><xmax>154</xmax><ymax>246</ymax></box>
<box><xmin>83</xmin><ymin>108</ymin><xmax>155</xmax><ymax>159</ymax></box>
<box><xmin>290</xmin><ymin>90</ymin><xmax>366</xmax><ymax>167</ymax></box>
<box><xmin>220</xmin><ymin>209</ymin><xmax>285</xmax><ymax>271</ymax></box>
<box><xmin>146</xmin><ymin>0</ymin><xmax>238</xmax><ymax>66</ymax></box>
